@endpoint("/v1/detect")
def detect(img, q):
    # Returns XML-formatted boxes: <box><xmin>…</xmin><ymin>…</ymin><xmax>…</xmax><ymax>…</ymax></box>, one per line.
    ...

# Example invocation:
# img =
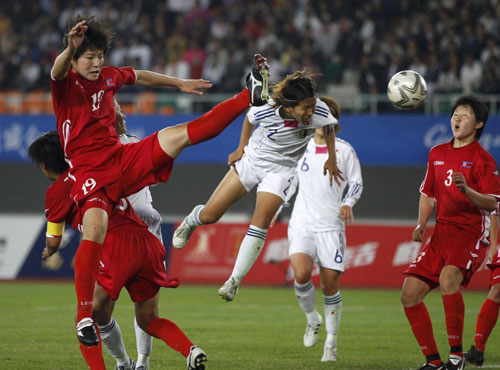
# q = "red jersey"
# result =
<box><xmin>45</xmin><ymin>171</ymin><xmax>147</xmax><ymax>232</ymax></box>
<box><xmin>420</xmin><ymin>139</ymin><xmax>500</xmax><ymax>235</ymax></box>
<box><xmin>50</xmin><ymin>66</ymin><xmax>136</xmax><ymax>169</ymax></box>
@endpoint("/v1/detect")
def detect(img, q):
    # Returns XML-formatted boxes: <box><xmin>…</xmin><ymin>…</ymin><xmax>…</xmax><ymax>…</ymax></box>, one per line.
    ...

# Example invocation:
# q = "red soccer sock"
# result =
<box><xmin>74</xmin><ymin>240</ymin><xmax>103</xmax><ymax>322</ymax></box>
<box><xmin>404</xmin><ymin>302</ymin><xmax>442</xmax><ymax>366</ymax></box>
<box><xmin>442</xmin><ymin>291</ymin><xmax>465</xmax><ymax>357</ymax></box>
<box><xmin>146</xmin><ymin>317</ymin><xmax>193</xmax><ymax>357</ymax></box>
<box><xmin>474</xmin><ymin>298</ymin><xmax>500</xmax><ymax>352</ymax></box>
<box><xmin>187</xmin><ymin>88</ymin><xmax>250</xmax><ymax>144</ymax></box>
<box><xmin>79</xmin><ymin>327</ymin><xmax>105</xmax><ymax>370</ymax></box>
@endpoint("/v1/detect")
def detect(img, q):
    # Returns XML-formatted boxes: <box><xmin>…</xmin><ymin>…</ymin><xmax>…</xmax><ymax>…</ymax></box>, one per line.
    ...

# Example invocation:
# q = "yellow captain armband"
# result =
<box><xmin>46</xmin><ymin>221</ymin><xmax>65</xmax><ymax>238</ymax></box>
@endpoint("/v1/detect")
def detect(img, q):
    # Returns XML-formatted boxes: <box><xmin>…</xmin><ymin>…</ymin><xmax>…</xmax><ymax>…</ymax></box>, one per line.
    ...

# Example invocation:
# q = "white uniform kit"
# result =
<box><xmin>288</xmin><ymin>137</ymin><xmax>363</xmax><ymax>272</ymax></box>
<box><xmin>236</xmin><ymin>98</ymin><xmax>338</xmax><ymax>199</ymax></box>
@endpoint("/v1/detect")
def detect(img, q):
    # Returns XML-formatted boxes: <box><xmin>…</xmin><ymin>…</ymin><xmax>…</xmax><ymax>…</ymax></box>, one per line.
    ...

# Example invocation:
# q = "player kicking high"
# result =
<box><xmin>29</xmin><ymin>131</ymin><xmax>207</xmax><ymax>370</ymax></box>
<box><xmin>280</xmin><ymin>97</ymin><xmax>363</xmax><ymax>362</ymax></box>
<box><xmin>401</xmin><ymin>94</ymin><xmax>500</xmax><ymax>370</ymax></box>
<box><xmin>463</xmin><ymin>209</ymin><xmax>499</xmax><ymax>367</ymax></box>
<box><xmin>50</xmin><ymin>14</ymin><xmax>269</xmax><ymax>348</ymax></box>
<box><xmin>172</xmin><ymin>70</ymin><xmax>343</xmax><ymax>302</ymax></box>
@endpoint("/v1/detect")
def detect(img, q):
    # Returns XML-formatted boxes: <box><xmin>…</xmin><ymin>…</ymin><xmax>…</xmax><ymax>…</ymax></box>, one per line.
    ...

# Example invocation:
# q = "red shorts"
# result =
<box><xmin>97</xmin><ymin>224</ymin><xmax>179</xmax><ymax>302</ymax></box>
<box><xmin>487</xmin><ymin>253</ymin><xmax>500</xmax><ymax>287</ymax></box>
<box><xmin>70</xmin><ymin>132</ymin><xmax>174</xmax><ymax>210</ymax></box>
<box><xmin>404</xmin><ymin>222</ymin><xmax>487</xmax><ymax>288</ymax></box>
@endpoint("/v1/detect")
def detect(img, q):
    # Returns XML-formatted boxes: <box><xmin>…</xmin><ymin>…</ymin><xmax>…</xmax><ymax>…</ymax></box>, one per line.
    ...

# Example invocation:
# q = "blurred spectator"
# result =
<box><xmin>460</xmin><ymin>54</ymin><xmax>482</xmax><ymax>93</ymax></box>
<box><xmin>437</xmin><ymin>56</ymin><xmax>461</xmax><ymax>93</ymax></box>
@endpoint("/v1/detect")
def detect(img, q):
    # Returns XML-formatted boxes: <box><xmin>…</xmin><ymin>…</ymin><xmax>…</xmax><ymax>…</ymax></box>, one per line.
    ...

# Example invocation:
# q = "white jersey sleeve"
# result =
<box><xmin>289</xmin><ymin>138</ymin><xmax>363</xmax><ymax>231</ymax></box>
<box><xmin>244</xmin><ymin>98</ymin><xmax>337</xmax><ymax>167</ymax></box>
<box><xmin>119</xmin><ymin>133</ymin><xmax>163</xmax><ymax>241</ymax></box>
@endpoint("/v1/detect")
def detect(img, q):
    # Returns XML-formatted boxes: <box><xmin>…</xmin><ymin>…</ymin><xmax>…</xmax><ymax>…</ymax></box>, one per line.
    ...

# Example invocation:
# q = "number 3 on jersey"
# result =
<box><xmin>81</xmin><ymin>178</ymin><xmax>97</xmax><ymax>195</ymax></box>
<box><xmin>91</xmin><ymin>90</ymin><xmax>104</xmax><ymax>111</ymax></box>
<box><xmin>444</xmin><ymin>169</ymin><xmax>453</xmax><ymax>186</ymax></box>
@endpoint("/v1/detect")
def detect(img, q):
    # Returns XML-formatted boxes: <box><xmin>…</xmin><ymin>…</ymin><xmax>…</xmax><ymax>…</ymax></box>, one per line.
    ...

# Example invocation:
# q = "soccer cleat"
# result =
<box><xmin>135</xmin><ymin>367</ymin><xmax>149</xmax><ymax>370</ymax></box>
<box><xmin>303</xmin><ymin>312</ymin><xmax>322</xmax><ymax>347</ymax></box>
<box><xmin>76</xmin><ymin>317</ymin><xmax>99</xmax><ymax>347</ymax></box>
<box><xmin>187</xmin><ymin>345</ymin><xmax>207</xmax><ymax>370</ymax></box>
<box><xmin>218</xmin><ymin>277</ymin><xmax>238</xmax><ymax>302</ymax></box>
<box><xmin>464</xmin><ymin>345</ymin><xmax>484</xmax><ymax>366</ymax></box>
<box><xmin>172</xmin><ymin>217</ymin><xmax>197</xmax><ymax>249</ymax></box>
<box><xmin>116</xmin><ymin>357</ymin><xmax>135</xmax><ymax>370</ymax></box>
<box><xmin>418</xmin><ymin>363</ymin><xmax>444</xmax><ymax>370</ymax></box>
<box><xmin>321</xmin><ymin>345</ymin><xmax>337</xmax><ymax>362</ymax></box>
<box><xmin>246</xmin><ymin>54</ymin><xmax>269</xmax><ymax>106</ymax></box>
<box><xmin>443</xmin><ymin>356</ymin><xmax>465</xmax><ymax>370</ymax></box>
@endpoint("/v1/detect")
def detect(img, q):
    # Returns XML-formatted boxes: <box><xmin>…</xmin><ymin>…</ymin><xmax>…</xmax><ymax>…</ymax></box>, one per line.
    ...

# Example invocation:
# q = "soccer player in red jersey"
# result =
<box><xmin>463</xmin><ymin>209</ymin><xmax>499</xmax><ymax>367</ymax></box>
<box><xmin>401</xmin><ymin>94</ymin><xmax>500</xmax><ymax>370</ymax></box>
<box><xmin>29</xmin><ymin>131</ymin><xmax>207</xmax><ymax>370</ymax></box>
<box><xmin>50</xmin><ymin>15</ymin><xmax>269</xmax><ymax>346</ymax></box>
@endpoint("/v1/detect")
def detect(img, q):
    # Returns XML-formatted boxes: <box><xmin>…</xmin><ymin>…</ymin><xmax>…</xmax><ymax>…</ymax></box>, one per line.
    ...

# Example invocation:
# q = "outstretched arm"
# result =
<box><xmin>51</xmin><ymin>20</ymin><xmax>88</xmax><ymax>81</ymax></box>
<box><xmin>134</xmin><ymin>70</ymin><xmax>212</xmax><ymax>95</ymax></box>
<box><xmin>228</xmin><ymin>116</ymin><xmax>254</xmax><ymax>165</ymax></box>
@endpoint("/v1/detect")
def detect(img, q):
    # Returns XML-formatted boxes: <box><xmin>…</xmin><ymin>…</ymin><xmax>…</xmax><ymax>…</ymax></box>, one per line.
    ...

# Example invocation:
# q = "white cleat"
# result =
<box><xmin>303</xmin><ymin>312</ymin><xmax>322</xmax><ymax>347</ymax></box>
<box><xmin>187</xmin><ymin>345</ymin><xmax>207</xmax><ymax>370</ymax></box>
<box><xmin>218</xmin><ymin>277</ymin><xmax>238</xmax><ymax>302</ymax></box>
<box><xmin>115</xmin><ymin>357</ymin><xmax>135</xmax><ymax>370</ymax></box>
<box><xmin>321</xmin><ymin>345</ymin><xmax>337</xmax><ymax>362</ymax></box>
<box><xmin>172</xmin><ymin>217</ymin><xmax>197</xmax><ymax>249</ymax></box>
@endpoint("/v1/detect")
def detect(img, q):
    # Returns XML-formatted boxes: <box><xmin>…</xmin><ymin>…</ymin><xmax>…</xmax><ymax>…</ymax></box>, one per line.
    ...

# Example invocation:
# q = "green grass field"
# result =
<box><xmin>1</xmin><ymin>282</ymin><xmax>500</xmax><ymax>370</ymax></box>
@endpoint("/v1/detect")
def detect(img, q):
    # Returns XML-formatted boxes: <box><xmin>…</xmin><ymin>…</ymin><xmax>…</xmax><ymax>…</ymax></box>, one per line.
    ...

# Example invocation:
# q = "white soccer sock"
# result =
<box><xmin>324</xmin><ymin>291</ymin><xmax>342</xmax><ymax>347</ymax></box>
<box><xmin>134</xmin><ymin>317</ymin><xmax>152</xmax><ymax>367</ymax></box>
<box><xmin>230</xmin><ymin>225</ymin><xmax>267</xmax><ymax>284</ymax></box>
<box><xmin>185</xmin><ymin>204</ymin><xmax>204</xmax><ymax>227</ymax></box>
<box><xmin>294</xmin><ymin>280</ymin><xmax>317</xmax><ymax>319</ymax></box>
<box><xmin>98</xmin><ymin>318</ymin><xmax>130</xmax><ymax>366</ymax></box>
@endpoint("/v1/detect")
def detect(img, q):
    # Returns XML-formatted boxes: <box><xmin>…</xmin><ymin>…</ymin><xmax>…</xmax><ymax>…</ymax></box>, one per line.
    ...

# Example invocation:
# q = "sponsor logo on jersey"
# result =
<box><xmin>434</xmin><ymin>161</ymin><xmax>444</xmax><ymax>165</ymax></box>
<box><xmin>105</xmin><ymin>78</ymin><xmax>114</xmax><ymax>87</ymax></box>
<box><xmin>462</xmin><ymin>161</ymin><xmax>473</xmax><ymax>168</ymax></box>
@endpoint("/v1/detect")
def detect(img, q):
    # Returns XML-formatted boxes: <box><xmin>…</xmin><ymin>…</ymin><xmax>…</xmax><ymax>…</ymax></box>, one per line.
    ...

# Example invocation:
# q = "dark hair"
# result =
<box><xmin>63</xmin><ymin>15</ymin><xmax>113</xmax><ymax>60</ymax></box>
<box><xmin>28</xmin><ymin>131</ymin><xmax>68</xmax><ymax>174</ymax></box>
<box><xmin>271</xmin><ymin>69</ymin><xmax>318</xmax><ymax>107</ymax></box>
<box><xmin>451</xmin><ymin>93</ymin><xmax>488</xmax><ymax>139</ymax></box>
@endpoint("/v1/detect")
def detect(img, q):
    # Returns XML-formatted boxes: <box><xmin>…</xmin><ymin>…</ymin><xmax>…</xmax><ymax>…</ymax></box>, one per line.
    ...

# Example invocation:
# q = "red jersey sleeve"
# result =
<box><xmin>477</xmin><ymin>156</ymin><xmax>500</xmax><ymax>199</ymax></box>
<box><xmin>106</xmin><ymin>66</ymin><xmax>136</xmax><ymax>93</ymax></box>
<box><xmin>45</xmin><ymin>174</ymin><xmax>79</xmax><ymax>227</ymax></box>
<box><xmin>50</xmin><ymin>74</ymin><xmax>72</xmax><ymax>115</ymax></box>
<box><xmin>420</xmin><ymin>148</ymin><xmax>436</xmax><ymax>198</ymax></box>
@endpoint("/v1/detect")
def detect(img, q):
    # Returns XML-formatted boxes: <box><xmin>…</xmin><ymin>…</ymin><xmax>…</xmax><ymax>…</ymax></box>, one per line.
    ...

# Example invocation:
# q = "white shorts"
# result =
<box><xmin>235</xmin><ymin>154</ymin><xmax>296</xmax><ymax>200</ymax></box>
<box><xmin>288</xmin><ymin>225</ymin><xmax>346</xmax><ymax>272</ymax></box>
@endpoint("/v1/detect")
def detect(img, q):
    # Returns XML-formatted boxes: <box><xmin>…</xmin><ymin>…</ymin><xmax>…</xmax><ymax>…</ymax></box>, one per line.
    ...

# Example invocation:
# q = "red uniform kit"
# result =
<box><xmin>51</xmin><ymin>67</ymin><xmax>173</xmax><ymax>210</ymax></box>
<box><xmin>405</xmin><ymin>140</ymin><xmax>500</xmax><ymax>287</ymax></box>
<box><xmin>45</xmin><ymin>171</ymin><xmax>178</xmax><ymax>301</ymax></box>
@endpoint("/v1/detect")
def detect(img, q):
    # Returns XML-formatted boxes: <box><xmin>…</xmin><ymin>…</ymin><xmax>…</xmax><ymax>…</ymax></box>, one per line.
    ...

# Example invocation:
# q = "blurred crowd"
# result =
<box><xmin>1</xmin><ymin>0</ymin><xmax>500</xmax><ymax>95</ymax></box>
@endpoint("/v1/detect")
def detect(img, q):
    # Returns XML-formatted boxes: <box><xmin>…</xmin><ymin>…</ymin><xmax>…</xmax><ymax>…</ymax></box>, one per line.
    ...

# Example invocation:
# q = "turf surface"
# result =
<box><xmin>1</xmin><ymin>282</ymin><xmax>500</xmax><ymax>369</ymax></box>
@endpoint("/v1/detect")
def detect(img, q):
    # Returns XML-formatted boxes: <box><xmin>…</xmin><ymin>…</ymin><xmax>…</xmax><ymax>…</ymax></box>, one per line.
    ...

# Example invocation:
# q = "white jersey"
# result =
<box><xmin>119</xmin><ymin>133</ymin><xmax>163</xmax><ymax>241</ymax></box>
<box><xmin>288</xmin><ymin>137</ymin><xmax>363</xmax><ymax>232</ymax></box>
<box><xmin>245</xmin><ymin>98</ymin><xmax>337</xmax><ymax>167</ymax></box>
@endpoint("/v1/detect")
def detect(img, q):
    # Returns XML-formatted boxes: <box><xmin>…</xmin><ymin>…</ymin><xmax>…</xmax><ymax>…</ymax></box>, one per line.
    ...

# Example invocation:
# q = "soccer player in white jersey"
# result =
<box><xmin>173</xmin><ymin>70</ymin><xmax>344</xmax><ymax>302</ymax></box>
<box><xmin>283</xmin><ymin>97</ymin><xmax>362</xmax><ymax>362</ymax></box>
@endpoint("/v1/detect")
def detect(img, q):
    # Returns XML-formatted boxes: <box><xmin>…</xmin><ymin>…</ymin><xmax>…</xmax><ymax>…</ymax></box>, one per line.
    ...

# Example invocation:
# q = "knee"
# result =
<box><xmin>489</xmin><ymin>284</ymin><xmax>500</xmax><ymax>302</ymax></box>
<box><xmin>321</xmin><ymin>281</ymin><xmax>339</xmax><ymax>296</ymax></box>
<box><xmin>294</xmin><ymin>271</ymin><xmax>312</xmax><ymax>285</ymax></box>
<box><xmin>400</xmin><ymin>289</ymin><xmax>419</xmax><ymax>307</ymax></box>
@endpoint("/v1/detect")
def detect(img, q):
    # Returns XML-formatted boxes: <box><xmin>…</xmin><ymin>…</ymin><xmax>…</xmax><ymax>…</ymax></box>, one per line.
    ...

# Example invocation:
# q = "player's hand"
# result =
<box><xmin>324</xmin><ymin>158</ymin><xmax>344</xmax><ymax>187</ymax></box>
<box><xmin>178</xmin><ymin>79</ymin><xmax>213</xmax><ymax>95</ymax></box>
<box><xmin>42</xmin><ymin>245</ymin><xmax>59</xmax><ymax>261</ymax></box>
<box><xmin>452</xmin><ymin>172</ymin><xmax>468</xmax><ymax>194</ymax></box>
<box><xmin>412</xmin><ymin>224</ymin><xmax>427</xmax><ymax>242</ymax></box>
<box><xmin>488</xmin><ymin>243</ymin><xmax>498</xmax><ymax>263</ymax></box>
<box><xmin>338</xmin><ymin>205</ymin><xmax>354</xmax><ymax>225</ymax></box>
<box><xmin>67</xmin><ymin>20</ymin><xmax>88</xmax><ymax>51</ymax></box>
<box><xmin>228</xmin><ymin>148</ymin><xmax>244</xmax><ymax>166</ymax></box>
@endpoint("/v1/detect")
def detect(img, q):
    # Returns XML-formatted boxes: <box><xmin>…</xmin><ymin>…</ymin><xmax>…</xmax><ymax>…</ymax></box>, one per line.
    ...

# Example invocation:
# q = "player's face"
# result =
<box><xmin>72</xmin><ymin>49</ymin><xmax>104</xmax><ymax>81</ymax></box>
<box><xmin>451</xmin><ymin>105</ymin><xmax>483</xmax><ymax>141</ymax></box>
<box><xmin>289</xmin><ymin>97</ymin><xmax>316</xmax><ymax>124</ymax></box>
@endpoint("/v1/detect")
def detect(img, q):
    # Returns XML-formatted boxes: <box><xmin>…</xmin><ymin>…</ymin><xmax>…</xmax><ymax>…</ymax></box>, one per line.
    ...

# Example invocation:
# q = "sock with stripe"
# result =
<box><xmin>185</xmin><ymin>204</ymin><xmax>205</xmax><ymax>227</ymax></box>
<box><xmin>74</xmin><ymin>239</ymin><xmax>103</xmax><ymax>322</ymax></box>
<box><xmin>146</xmin><ymin>318</ymin><xmax>193</xmax><ymax>357</ymax></box>
<box><xmin>324</xmin><ymin>291</ymin><xmax>342</xmax><ymax>347</ymax></box>
<box><xmin>135</xmin><ymin>316</ymin><xmax>153</xmax><ymax>368</ymax></box>
<box><xmin>98</xmin><ymin>318</ymin><xmax>130</xmax><ymax>367</ymax></box>
<box><xmin>187</xmin><ymin>89</ymin><xmax>250</xmax><ymax>144</ymax></box>
<box><xmin>294</xmin><ymin>280</ymin><xmax>317</xmax><ymax>320</ymax></box>
<box><xmin>442</xmin><ymin>291</ymin><xmax>464</xmax><ymax>357</ymax></box>
<box><xmin>231</xmin><ymin>225</ymin><xmax>267</xmax><ymax>284</ymax></box>
<box><xmin>79</xmin><ymin>326</ymin><xmax>106</xmax><ymax>370</ymax></box>
<box><xmin>474</xmin><ymin>298</ymin><xmax>500</xmax><ymax>352</ymax></box>
<box><xmin>404</xmin><ymin>302</ymin><xmax>442</xmax><ymax>367</ymax></box>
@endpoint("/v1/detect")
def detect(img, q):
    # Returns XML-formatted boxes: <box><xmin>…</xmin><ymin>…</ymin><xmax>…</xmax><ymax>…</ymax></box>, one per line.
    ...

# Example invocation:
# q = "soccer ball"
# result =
<box><xmin>387</xmin><ymin>70</ymin><xmax>427</xmax><ymax>110</ymax></box>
